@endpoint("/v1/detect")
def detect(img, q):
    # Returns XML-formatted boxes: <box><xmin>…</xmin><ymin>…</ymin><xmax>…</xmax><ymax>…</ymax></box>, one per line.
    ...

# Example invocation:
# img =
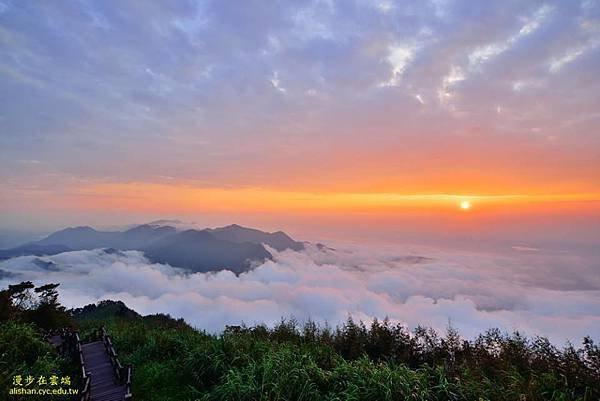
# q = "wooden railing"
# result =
<box><xmin>99</xmin><ymin>327</ymin><xmax>133</xmax><ymax>401</ymax></box>
<box><xmin>74</xmin><ymin>332</ymin><xmax>92</xmax><ymax>401</ymax></box>
<box><xmin>55</xmin><ymin>327</ymin><xmax>131</xmax><ymax>401</ymax></box>
<box><xmin>81</xmin><ymin>376</ymin><xmax>91</xmax><ymax>401</ymax></box>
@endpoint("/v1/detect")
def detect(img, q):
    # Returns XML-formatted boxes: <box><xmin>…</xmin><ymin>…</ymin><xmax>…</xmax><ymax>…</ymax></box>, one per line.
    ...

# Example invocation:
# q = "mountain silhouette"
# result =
<box><xmin>143</xmin><ymin>229</ymin><xmax>271</xmax><ymax>274</ymax></box>
<box><xmin>37</xmin><ymin>226</ymin><xmax>115</xmax><ymax>249</ymax></box>
<box><xmin>0</xmin><ymin>223</ymin><xmax>303</xmax><ymax>273</ymax></box>
<box><xmin>0</xmin><ymin>243</ymin><xmax>73</xmax><ymax>260</ymax></box>
<box><xmin>207</xmin><ymin>224</ymin><xmax>304</xmax><ymax>251</ymax></box>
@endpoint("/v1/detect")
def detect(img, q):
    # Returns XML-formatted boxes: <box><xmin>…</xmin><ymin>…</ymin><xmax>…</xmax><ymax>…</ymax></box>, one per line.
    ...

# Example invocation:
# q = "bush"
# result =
<box><xmin>0</xmin><ymin>321</ymin><xmax>69</xmax><ymax>401</ymax></box>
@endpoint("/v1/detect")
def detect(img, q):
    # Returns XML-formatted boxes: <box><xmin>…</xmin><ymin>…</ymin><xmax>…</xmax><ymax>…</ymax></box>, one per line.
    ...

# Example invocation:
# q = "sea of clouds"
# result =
<box><xmin>1</xmin><ymin>243</ymin><xmax>598</xmax><ymax>344</ymax></box>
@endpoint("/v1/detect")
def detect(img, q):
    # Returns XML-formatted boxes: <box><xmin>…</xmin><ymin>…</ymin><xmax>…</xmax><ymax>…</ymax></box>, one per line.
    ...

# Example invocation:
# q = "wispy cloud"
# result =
<box><xmin>468</xmin><ymin>5</ymin><xmax>554</xmax><ymax>70</ymax></box>
<box><xmin>381</xmin><ymin>43</ymin><xmax>419</xmax><ymax>87</ymax></box>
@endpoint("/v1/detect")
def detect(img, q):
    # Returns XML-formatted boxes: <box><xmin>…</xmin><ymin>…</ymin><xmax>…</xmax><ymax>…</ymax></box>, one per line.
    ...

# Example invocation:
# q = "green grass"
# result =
<box><xmin>74</xmin><ymin>316</ymin><xmax>599</xmax><ymax>401</ymax></box>
<box><xmin>0</xmin><ymin>321</ymin><xmax>75</xmax><ymax>401</ymax></box>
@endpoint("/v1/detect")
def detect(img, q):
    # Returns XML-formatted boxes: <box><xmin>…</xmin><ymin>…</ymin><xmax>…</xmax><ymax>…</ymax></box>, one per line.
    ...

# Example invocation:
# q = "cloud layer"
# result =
<box><xmin>1</xmin><ymin>243</ymin><xmax>598</xmax><ymax>344</ymax></box>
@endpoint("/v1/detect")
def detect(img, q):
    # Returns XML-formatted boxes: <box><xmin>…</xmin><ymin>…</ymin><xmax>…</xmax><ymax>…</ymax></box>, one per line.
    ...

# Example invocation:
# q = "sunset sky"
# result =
<box><xmin>0</xmin><ymin>0</ymin><xmax>599</xmax><ymax>244</ymax></box>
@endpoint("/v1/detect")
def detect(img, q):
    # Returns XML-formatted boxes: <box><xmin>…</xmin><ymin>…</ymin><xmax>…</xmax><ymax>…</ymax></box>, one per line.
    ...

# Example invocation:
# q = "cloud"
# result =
<box><xmin>549</xmin><ymin>38</ymin><xmax>600</xmax><ymax>73</ymax></box>
<box><xmin>1</xmin><ymin>243</ymin><xmax>598</xmax><ymax>344</ymax></box>
<box><xmin>512</xmin><ymin>245</ymin><xmax>540</xmax><ymax>252</ymax></box>
<box><xmin>467</xmin><ymin>5</ymin><xmax>554</xmax><ymax>70</ymax></box>
<box><xmin>437</xmin><ymin>65</ymin><xmax>465</xmax><ymax>103</ymax></box>
<box><xmin>381</xmin><ymin>43</ymin><xmax>418</xmax><ymax>87</ymax></box>
<box><xmin>270</xmin><ymin>71</ymin><xmax>287</xmax><ymax>93</ymax></box>
<box><xmin>1</xmin><ymin>0</ymin><xmax>599</xmax><ymax>203</ymax></box>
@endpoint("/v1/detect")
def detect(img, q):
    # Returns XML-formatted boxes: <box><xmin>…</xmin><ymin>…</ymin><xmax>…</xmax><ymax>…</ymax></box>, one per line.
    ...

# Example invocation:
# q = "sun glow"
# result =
<box><xmin>23</xmin><ymin>181</ymin><xmax>599</xmax><ymax>218</ymax></box>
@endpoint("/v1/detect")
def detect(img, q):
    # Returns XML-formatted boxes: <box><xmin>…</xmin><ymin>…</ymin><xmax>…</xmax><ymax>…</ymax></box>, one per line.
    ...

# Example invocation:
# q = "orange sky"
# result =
<box><xmin>3</xmin><ymin>181</ymin><xmax>599</xmax><ymax>230</ymax></box>
<box><xmin>71</xmin><ymin>182</ymin><xmax>600</xmax><ymax>214</ymax></box>
<box><xmin>1</xmin><ymin>1</ymin><xmax>599</xmax><ymax>240</ymax></box>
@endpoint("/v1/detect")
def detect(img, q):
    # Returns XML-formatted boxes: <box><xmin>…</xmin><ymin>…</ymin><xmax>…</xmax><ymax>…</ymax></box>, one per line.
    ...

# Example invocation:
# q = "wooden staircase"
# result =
<box><xmin>53</xmin><ymin>327</ymin><xmax>132</xmax><ymax>401</ymax></box>
<box><xmin>80</xmin><ymin>340</ymin><xmax>128</xmax><ymax>401</ymax></box>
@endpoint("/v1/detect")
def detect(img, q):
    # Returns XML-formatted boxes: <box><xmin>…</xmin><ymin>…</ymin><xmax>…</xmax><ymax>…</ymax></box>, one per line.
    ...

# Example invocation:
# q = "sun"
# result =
<box><xmin>460</xmin><ymin>200</ymin><xmax>471</xmax><ymax>210</ymax></box>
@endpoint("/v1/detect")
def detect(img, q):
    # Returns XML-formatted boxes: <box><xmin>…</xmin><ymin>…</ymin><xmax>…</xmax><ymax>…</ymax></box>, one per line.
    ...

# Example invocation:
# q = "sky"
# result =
<box><xmin>0</xmin><ymin>0</ymin><xmax>599</xmax><ymax>244</ymax></box>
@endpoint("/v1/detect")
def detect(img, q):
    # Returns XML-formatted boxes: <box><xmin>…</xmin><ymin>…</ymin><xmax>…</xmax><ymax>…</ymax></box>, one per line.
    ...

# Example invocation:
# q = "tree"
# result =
<box><xmin>0</xmin><ymin>282</ymin><xmax>72</xmax><ymax>330</ymax></box>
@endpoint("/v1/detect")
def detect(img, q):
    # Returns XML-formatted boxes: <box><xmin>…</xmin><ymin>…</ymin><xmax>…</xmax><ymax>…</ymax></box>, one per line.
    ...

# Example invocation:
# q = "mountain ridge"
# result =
<box><xmin>0</xmin><ymin>223</ymin><xmax>304</xmax><ymax>273</ymax></box>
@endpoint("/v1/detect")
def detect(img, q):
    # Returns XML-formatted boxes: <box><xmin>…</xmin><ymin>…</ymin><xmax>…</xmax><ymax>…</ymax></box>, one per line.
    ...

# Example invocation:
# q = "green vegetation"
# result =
<box><xmin>77</xmin><ymin>314</ymin><xmax>599</xmax><ymax>401</ymax></box>
<box><xmin>2</xmin><ymin>282</ymin><xmax>599</xmax><ymax>401</ymax></box>
<box><xmin>0</xmin><ymin>282</ymin><xmax>76</xmax><ymax>400</ymax></box>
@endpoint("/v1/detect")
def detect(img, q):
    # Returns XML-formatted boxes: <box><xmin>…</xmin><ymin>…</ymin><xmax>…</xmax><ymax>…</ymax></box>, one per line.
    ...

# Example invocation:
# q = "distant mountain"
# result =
<box><xmin>35</xmin><ymin>224</ymin><xmax>177</xmax><ymax>250</ymax></box>
<box><xmin>0</xmin><ymin>243</ymin><xmax>72</xmax><ymax>260</ymax></box>
<box><xmin>0</xmin><ymin>222</ymin><xmax>304</xmax><ymax>273</ymax></box>
<box><xmin>37</xmin><ymin>226</ymin><xmax>116</xmax><ymax>249</ymax></box>
<box><xmin>208</xmin><ymin>224</ymin><xmax>304</xmax><ymax>251</ymax></box>
<box><xmin>115</xmin><ymin>224</ymin><xmax>177</xmax><ymax>249</ymax></box>
<box><xmin>146</xmin><ymin>219</ymin><xmax>186</xmax><ymax>226</ymax></box>
<box><xmin>143</xmin><ymin>229</ymin><xmax>272</xmax><ymax>274</ymax></box>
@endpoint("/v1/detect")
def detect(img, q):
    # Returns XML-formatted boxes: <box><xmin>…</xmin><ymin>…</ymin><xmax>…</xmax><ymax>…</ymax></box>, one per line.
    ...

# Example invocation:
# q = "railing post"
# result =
<box><xmin>74</xmin><ymin>331</ymin><xmax>92</xmax><ymax>401</ymax></box>
<box><xmin>124</xmin><ymin>364</ymin><xmax>133</xmax><ymax>401</ymax></box>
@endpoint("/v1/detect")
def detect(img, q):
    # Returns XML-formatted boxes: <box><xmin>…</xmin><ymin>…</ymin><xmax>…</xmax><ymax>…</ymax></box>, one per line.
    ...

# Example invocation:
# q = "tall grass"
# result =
<box><xmin>77</xmin><ymin>316</ymin><xmax>599</xmax><ymax>401</ymax></box>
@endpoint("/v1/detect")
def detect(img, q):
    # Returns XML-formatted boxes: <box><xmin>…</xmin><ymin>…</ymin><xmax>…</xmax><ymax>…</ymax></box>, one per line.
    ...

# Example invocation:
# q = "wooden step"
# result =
<box><xmin>80</xmin><ymin>338</ymin><xmax>127</xmax><ymax>401</ymax></box>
